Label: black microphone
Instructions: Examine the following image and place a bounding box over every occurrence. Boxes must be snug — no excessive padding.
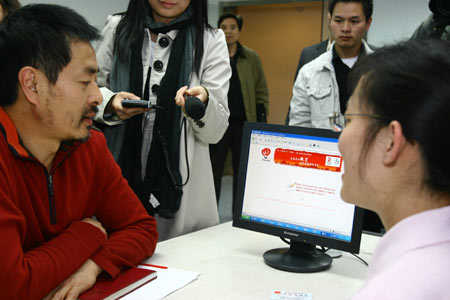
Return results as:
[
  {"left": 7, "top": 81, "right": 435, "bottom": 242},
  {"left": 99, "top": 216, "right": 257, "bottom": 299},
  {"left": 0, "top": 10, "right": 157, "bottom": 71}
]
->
[{"left": 184, "top": 96, "right": 205, "bottom": 120}]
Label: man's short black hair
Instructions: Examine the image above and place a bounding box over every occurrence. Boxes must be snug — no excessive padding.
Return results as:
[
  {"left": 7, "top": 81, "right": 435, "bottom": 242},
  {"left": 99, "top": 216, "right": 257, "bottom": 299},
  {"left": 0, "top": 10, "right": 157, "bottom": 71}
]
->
[
  {"left": 218, "top": 12, "right": 243, "bottom": 31},
  {"left": 328, "top": 0, "right": 373, "bottom": 21},
  {"left": 0, "top": 4, "right": 100, "bottom": 107}
]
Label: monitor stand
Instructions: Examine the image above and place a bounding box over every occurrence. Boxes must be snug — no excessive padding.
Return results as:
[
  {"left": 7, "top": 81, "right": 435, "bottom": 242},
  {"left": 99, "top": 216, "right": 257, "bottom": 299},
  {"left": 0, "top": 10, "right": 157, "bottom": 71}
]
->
[
  {"left": 325, "top": 248, "right": 342, "bottom": 258},
  {"left": 263, "top": 240, "right": 332, "bottom": 273}
]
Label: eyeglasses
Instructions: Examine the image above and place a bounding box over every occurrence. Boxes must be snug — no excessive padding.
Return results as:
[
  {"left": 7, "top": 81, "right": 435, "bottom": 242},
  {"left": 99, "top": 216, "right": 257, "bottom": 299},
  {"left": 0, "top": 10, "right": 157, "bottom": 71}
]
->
[{"left": 328, "top": 112, "right": 385, "bottom": 132}]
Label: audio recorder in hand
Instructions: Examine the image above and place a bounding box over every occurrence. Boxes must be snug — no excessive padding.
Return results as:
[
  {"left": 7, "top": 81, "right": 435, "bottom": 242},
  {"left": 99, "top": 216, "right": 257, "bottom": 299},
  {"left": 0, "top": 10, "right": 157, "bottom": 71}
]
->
[{"left": 121, "top": 99, "right": 155, "bottom": 109}]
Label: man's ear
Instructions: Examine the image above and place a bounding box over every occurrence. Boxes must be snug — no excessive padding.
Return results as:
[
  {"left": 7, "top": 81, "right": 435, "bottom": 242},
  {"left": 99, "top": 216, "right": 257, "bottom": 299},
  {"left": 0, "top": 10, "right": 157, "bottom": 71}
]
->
[
  {"left": 18, "top": 67, "right": 39, "bottom": 105},
  {"left": 365, "top": 17, "right": 373, "bottom": 30},
  {"left": 383, "top": 120, "right": 406, "bottom": 165}
]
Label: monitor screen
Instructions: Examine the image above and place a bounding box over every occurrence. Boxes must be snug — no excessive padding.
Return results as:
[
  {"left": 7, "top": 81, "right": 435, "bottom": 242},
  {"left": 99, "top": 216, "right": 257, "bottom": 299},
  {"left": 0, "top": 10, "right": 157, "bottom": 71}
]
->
[{"left": 233, "top": 122, "right": 364, "bottom": 273}]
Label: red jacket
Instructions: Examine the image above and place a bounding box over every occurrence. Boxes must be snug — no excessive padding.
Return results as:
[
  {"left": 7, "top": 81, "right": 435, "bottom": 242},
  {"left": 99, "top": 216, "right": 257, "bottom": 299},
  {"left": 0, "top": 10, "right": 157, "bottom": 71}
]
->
[{"left": 0, "top": 108, "right": 158, "bottom": 299}]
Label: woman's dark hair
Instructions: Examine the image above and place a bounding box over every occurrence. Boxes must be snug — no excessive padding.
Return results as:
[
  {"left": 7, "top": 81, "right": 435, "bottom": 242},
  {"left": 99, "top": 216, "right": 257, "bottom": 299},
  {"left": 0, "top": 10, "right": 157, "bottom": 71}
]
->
[
  {"left": 0, "top": 4, "right": 100, "bottom": 106},
  {"left": 0, "top": 0, "right": 21, "bottom": 19},
  {"left": 114, "top": 0, "right": 212, "bottom": 76},
  {"left": 348, "top": 39, "right": 450, "bottom": 194},
  {"left": 217, "top": 12, "right": 243, "bottom": 31}
]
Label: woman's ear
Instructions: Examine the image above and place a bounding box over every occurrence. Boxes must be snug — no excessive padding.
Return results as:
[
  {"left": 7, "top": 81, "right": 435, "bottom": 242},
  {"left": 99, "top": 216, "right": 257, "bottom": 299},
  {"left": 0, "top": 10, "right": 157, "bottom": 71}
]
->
[
  {"left": 18, "top": 67, "right": 39, "bottom": 105},
  {"left": 383, "top": 120, "right": 406, "bottom": 165}
]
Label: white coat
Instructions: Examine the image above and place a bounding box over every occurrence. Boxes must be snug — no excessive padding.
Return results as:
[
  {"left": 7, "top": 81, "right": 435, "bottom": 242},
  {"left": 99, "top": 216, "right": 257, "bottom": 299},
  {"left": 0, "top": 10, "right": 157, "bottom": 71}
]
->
[
  {"left": 289, "top": 41, "right": 373, "bottom": 129},
  {"left": 95, "top": 15, "right": 231, "bottom": 241}
]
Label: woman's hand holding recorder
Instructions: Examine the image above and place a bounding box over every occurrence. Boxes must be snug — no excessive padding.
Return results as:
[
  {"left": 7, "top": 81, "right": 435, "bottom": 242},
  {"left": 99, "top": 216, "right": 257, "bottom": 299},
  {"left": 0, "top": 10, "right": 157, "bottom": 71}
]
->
[{"left": 106, "top": 92, "right": 149, "bottom": 121}]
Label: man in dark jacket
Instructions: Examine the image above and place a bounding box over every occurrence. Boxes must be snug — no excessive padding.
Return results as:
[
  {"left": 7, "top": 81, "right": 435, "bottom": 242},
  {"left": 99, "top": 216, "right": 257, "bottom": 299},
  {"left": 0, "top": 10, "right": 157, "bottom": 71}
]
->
[{"left": 210, "top": 13, "right": 269, "bottom": 213}]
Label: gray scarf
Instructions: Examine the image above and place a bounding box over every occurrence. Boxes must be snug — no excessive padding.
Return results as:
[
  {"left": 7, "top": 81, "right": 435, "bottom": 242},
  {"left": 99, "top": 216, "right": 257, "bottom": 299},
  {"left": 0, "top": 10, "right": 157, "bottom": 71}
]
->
[{"left": 104, "top": 5, "right": 196, "bottom": 217}]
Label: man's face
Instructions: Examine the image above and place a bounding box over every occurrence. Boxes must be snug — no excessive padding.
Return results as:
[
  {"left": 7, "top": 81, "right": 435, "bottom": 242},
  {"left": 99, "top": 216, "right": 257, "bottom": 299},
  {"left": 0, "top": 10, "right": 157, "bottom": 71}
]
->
[
  {"left": 219, "top": 18, "right": 240, "bottom": 46},
  {"left": 329, "top": 2, "right": 372, "bottom": 53},
  {"left": 36, "top": 41, "right": 102, "bottom": 142}
]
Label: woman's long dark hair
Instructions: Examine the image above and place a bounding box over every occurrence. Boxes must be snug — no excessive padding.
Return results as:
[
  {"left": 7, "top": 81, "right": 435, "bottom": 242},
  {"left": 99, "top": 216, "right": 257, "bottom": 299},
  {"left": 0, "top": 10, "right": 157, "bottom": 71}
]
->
[{"left": 114, "top": 0, "right": 212, "bottom": 76}]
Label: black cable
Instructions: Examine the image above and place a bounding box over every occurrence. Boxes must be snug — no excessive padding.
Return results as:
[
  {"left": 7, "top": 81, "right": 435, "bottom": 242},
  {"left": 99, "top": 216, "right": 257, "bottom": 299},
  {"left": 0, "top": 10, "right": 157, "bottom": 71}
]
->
[
  {"left": 319, "top": 246, "right": 368, "bottom": 266},
  {"left": 350, "top": 253, "right": 369, "bottom": 266},
  {"left": 280, "top": 238, "right": 369, "bottom": 267},
  {"left": 280, "top": 237, "right": 290, "bottom": 245},
  {"left": 157, "top": 130, "right": 182, "bottom": 195},
  {"left": 152, "top": 106, "right": 190, "bottom": 192},
  {"left": 320, "top": 246, "right": 328, "bottom": 252},
  {"left": 180, "top": 117, "right": 190, "bottom": 186}
]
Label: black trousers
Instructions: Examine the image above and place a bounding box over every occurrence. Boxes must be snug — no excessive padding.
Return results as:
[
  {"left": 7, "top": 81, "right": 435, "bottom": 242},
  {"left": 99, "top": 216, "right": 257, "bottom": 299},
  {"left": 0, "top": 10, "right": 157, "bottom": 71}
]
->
[{"left": 209, "top": 119, "right": 244, "bottom": 213}]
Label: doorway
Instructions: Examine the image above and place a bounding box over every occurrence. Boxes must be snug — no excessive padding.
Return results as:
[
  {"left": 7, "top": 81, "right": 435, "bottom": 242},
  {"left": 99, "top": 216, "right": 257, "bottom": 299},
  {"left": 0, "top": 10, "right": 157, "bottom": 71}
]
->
[{"left": 221, "top": 1, "right": 328, "bottom": 124}]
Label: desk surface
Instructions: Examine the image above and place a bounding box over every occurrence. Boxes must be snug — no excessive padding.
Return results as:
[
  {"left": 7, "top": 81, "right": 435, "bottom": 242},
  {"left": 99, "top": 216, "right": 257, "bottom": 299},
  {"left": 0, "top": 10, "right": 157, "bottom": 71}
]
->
[{"left": 144, "top": 222, "right": 380, "bottom": 300}]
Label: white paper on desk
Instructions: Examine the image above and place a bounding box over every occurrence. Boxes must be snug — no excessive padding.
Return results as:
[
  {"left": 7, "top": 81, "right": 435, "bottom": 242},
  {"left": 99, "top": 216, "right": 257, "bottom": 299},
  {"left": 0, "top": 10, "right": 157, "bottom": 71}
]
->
[{"left": 120, "top": 265, "right": 200, "bottom": 300}]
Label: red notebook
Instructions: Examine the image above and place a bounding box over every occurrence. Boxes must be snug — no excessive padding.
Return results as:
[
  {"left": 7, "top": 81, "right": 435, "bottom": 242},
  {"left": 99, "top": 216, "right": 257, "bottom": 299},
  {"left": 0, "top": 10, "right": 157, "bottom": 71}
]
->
[{"left": 78, "top": 267, "right": 157, "bottom": 300}]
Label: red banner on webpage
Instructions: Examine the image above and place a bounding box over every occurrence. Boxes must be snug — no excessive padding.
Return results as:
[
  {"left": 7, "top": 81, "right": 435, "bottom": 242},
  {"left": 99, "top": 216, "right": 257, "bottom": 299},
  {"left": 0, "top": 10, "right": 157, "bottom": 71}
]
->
[{"left": 273, "top": 148, "right": 342, "bottom": 172}]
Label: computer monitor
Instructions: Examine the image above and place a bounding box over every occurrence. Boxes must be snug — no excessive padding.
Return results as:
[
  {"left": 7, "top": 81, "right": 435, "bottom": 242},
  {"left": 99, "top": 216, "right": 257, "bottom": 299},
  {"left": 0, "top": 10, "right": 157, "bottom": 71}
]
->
[{"left": 233, "top": 122, "right": 364, "bottom": 273}]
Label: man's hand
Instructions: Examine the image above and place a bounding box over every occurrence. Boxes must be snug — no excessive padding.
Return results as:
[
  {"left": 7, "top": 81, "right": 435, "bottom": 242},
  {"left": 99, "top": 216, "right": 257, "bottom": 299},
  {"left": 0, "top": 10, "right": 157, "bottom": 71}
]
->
[
  {"left": 43, "top": 259, "right": 103, "bottom": 300},
  {"left": 106, "top": 91, "right": 149, "bottom": 120}
]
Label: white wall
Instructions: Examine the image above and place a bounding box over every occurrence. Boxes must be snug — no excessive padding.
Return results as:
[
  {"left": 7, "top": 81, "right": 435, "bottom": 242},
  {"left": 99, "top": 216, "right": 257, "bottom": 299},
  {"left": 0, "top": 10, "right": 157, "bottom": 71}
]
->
[
  {"left": 208, "top": 0, "right": 262, "bottom": 28},
  {"left": 208, "top": 1, "right": 221, "bottom": 28},
  {"left": 369, "top": 0, "right": 430, "bottom": 46},
  {"left": 18, "top": 0, "right": 249, "bottom": 32},
  {"left": 20, "top": 0, "right": 431, "bottom": 46},
  {"left": 211, "top": 0, "right": 432, "bottom": 46},
  {"left": 18, "top": 0, "right": 236, "bottom": 31},
  {"left": 19, "top": 0, "right": 128, "bottom": 29}
]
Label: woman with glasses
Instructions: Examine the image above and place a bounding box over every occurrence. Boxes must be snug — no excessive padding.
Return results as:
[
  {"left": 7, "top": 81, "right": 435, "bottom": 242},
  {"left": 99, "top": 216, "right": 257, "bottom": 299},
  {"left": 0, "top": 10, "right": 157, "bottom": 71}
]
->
[{"left": 338, "top": 39, "right": 450, "bottom": 299}]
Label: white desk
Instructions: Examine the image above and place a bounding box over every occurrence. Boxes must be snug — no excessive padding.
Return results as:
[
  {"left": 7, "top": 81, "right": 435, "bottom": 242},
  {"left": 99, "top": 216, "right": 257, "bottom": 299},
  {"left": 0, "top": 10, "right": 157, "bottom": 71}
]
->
[{"left": 143, "top": 222, "right": 380, "bottom": 300}]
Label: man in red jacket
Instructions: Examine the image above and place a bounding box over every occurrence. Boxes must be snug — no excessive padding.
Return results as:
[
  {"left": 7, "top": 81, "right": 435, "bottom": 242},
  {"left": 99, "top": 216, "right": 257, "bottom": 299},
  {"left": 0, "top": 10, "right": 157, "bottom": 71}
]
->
[{"left": 0, "top": 4, "right": 158, "bottom": 300}]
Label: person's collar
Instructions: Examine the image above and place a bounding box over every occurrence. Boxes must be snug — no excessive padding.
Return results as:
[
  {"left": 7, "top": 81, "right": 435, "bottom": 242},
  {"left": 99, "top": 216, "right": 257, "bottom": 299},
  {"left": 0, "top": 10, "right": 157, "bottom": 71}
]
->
[
  {"left": 332, "top": 41, "right": 366, "bottom": 62},
  {"left": 236, "top": 42, "right": 245, "bottom": 59},
  {"left": 362, "top": 39, "right": 374, "bottom": 54},
  {"left": 368, "top": 205, "right": 450, "bottom": 277},
  {"left": 360, "top": 43, "right": 367, "bottom": 56},
  {"left": 326, "top": 39, "right": 333, "bottom": 51},
  {"left": 332, "top": 44, "right": 340, "bottom": 62},
  {"left": 0, "top": 106, "right": 29, "bottom": 158},
  {"left": 0, "top": 106, "right": 87, "bottom": 160}
]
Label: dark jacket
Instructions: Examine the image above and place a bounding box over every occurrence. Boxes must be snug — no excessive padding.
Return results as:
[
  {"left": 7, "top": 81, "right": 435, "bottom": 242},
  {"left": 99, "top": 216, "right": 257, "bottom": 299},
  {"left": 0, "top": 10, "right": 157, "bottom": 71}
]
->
[
  {"left": 236, "top": 44, "right": 270, "bottom": 122},
  {"left": 294, "top": 39, "right": 329, "bottom": 81}
]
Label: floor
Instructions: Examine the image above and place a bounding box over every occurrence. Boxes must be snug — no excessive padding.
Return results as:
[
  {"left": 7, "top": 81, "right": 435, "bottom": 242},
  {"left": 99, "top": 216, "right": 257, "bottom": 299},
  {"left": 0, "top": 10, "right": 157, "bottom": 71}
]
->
[{"left": 217, "top": 175, "right": 233, "bottom": 224}]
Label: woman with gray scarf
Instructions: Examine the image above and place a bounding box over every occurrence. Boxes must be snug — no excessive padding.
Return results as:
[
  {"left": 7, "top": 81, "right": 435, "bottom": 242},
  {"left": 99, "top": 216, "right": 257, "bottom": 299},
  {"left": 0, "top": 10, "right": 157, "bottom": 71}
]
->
[{"left": 94, "top": 0, "right": 231, "bottom": 241}]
